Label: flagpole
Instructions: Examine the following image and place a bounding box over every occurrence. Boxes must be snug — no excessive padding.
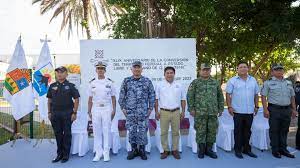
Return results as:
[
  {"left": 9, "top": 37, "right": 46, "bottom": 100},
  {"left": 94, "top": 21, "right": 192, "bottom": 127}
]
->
[
  {"left": 33, "top": 35, "right": 54, "bottom": 147},
  {"left": 53, "top": 54, "right": 57, "bottom": 69},
  {"left": 10, "top": 35, "right": 31, "bottom": 147}
]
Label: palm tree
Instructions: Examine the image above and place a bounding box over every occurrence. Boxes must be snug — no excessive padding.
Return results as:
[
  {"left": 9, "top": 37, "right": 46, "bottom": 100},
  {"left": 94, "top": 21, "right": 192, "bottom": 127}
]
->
[{"left": 32, "top": 0, "right": 125, "bottom": 39}]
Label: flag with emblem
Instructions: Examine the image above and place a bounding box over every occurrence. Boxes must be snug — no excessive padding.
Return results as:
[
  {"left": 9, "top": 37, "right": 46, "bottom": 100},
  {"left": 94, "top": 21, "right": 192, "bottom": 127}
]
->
[
  {"left": 33, "top": 41, "right": 54, "bottom": 119},
  {"left": 3, "top": 37, "right": 35, "bottom": 120}
]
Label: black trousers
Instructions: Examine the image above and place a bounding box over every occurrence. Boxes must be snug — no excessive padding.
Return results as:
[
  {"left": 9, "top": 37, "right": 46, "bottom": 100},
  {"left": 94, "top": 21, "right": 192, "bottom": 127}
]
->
[
  {"left": 50, "top": 109, "right": 72, "bottom": 158},
  {"left": 268, "top": 106, "right": 291, "bottom": 153},
  {"left": 233, "top": 113, "right": 253, "bottom": 153},
  {"left": 296, "top": 107, "right": 300, "bottom": 148}
]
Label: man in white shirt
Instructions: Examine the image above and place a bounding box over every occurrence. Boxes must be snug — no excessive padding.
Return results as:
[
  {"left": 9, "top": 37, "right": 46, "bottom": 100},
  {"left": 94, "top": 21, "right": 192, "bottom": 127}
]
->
[
  {"left": 87, "top": 61, "right": 116, "bottom": 162},
  {"left": 155, "top": 66, "right": 186, "bottom": 160},
  {"left": 226, "top": 62, "right": 259, "bottom": 159}
]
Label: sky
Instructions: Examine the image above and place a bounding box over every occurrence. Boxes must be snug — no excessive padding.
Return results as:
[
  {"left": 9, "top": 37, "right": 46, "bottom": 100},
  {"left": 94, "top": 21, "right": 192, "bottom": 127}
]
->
[{"left": 0, "top": 0, "right": 109, "bottom": 64}]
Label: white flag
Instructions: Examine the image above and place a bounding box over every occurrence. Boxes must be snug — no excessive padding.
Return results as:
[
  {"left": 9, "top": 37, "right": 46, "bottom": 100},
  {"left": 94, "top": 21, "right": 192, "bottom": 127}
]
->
[
  {"left": 3, "top": 38, "right": 35, "bottom": 120},
  {"left": 33, "top": 41, "right": 54, "bottom": 120}
]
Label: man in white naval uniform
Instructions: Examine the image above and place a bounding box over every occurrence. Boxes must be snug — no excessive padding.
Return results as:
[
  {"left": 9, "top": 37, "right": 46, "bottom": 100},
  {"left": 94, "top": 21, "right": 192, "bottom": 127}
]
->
[{"left": 88, "top": 61, "right": 117, "bottom": 162}]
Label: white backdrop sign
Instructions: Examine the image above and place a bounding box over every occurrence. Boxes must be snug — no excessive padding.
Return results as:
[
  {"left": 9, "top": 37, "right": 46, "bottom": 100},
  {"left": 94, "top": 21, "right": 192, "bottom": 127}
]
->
[{"left": 80, "top": 39, "right": 196, "bottom": 119}]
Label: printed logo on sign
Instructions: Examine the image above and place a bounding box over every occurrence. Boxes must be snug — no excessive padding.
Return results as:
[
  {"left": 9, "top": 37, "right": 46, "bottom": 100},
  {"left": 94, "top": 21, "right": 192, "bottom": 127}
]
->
[
  {"left": 95, "top": 49, "right": 104, "bottom": 59},
  {"left": 89, "top": 49, "right": 109, "bottom": 65}
]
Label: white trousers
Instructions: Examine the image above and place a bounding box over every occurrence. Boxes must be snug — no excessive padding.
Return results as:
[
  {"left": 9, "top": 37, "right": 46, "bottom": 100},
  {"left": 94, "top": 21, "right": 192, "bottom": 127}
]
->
[{"left": 92, "top": 105, "right": 111, "bottom": 156}]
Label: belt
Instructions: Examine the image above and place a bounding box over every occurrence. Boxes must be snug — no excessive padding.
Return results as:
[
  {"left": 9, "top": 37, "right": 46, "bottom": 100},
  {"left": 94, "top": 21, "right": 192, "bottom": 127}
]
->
[
  {"left": 94, "top": 102, "right": 108, "bottom": 107},
  {"left": 52, "top": 104, "right": 73, "bottom": 111},
  {"left": 268, "top": 103, "right": 290, "bottom": 109},
  {"left": 160, "top": 108, "right": 180, "bottom": 112}
]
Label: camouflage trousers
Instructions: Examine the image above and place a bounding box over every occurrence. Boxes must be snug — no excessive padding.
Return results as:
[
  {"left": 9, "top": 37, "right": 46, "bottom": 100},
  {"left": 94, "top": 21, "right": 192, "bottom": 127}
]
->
[
  {"left": 126, "top": 111, "right": 149, "bottom": 145},
  {"left": 194, "top": 114, "right": 218, "bottom": 145}
]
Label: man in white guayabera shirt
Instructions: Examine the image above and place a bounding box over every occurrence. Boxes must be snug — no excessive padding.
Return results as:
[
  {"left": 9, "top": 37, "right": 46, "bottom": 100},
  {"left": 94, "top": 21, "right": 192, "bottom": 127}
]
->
[
  {"left": 226, "top": 61, "right": 259, "bottom": 159},
  {"left": 155, "top": 66, "right": 186, "bottom": 160}
]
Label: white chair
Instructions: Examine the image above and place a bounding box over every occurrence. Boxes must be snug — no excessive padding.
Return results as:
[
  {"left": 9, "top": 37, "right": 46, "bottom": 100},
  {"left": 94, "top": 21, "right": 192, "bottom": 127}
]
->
[
  {"left": 110, "top": 117, "right": 121, "bottom": 154},
  {"left": 250, "top": 109, "right": 270, "bottom": 151},
  {"left": 187, "top": 115, "right": 217, "bottom": 153},
  {"left": 71, "top": 111, "right": 89, "bottom": 156},
  {"left": 155, "top": 121, "right": 183, "bottom": 153},
  {"left": 216, "top": 109, "right": 234, "bottom": 151}
]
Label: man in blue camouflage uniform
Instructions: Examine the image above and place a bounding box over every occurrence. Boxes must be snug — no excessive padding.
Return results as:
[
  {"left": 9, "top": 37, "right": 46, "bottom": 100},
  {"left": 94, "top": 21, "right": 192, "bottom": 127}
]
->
[{"left": 118, "top": 61, "right": 155, "bottom": 160}]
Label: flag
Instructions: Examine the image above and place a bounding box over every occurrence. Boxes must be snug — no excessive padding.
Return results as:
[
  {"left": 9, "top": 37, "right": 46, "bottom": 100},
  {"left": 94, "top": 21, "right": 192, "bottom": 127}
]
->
[
  {"left": 3, "top": 37, "right": 35, "bottom": 120},
  {"left": 33, "top": 41, "right": 54, "bottom": 120}
]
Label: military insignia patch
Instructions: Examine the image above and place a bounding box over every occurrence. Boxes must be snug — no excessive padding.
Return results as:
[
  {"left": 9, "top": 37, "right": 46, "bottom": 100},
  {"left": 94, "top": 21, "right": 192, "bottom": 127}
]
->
[{"left": 188, "top": 84, "right": 193, "bottom": 91}]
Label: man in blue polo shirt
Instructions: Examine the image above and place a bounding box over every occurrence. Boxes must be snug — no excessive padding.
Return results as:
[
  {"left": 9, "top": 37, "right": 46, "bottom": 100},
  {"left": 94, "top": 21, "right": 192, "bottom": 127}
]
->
[{"left": 226, "top": 62, "right": 259, "bottom": 159}]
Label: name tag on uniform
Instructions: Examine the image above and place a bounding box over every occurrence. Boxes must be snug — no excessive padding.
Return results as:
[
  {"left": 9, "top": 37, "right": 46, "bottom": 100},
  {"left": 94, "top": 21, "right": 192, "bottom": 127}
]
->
[
  {"left": 65, "top": 86, "right": 70, "bottom": 90},
  {"left": 105, "top": 85, "right": 111, "bottom": 89},
  {"left": 175, "top": 85, "right": 180, "bottom": 88},
  {"left": 52, "top": 86, "right": 58, "bottom": 90}
]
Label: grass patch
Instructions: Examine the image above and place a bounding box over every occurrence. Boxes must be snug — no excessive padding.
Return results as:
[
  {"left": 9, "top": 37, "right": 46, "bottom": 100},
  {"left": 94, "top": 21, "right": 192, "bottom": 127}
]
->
[
  {"left": 0, "top": 112, "right": 55, "bottom": 145},
  {"left": 0, "top": 128, "right": 12, "bottom": 145}
]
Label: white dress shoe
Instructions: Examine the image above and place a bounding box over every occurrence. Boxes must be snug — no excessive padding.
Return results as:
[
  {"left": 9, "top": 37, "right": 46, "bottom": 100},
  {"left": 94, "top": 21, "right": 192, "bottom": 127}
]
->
[
  {"left": 92, "top": 153, "right": 102, "bottom": 162},
  {"left": 103, "top": 152, "right": 110, "bottom": 162}
]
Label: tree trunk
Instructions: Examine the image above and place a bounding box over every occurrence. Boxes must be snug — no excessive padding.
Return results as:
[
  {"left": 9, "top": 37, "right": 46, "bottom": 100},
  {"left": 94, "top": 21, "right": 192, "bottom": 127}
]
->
[
  {"left": 220, "top": 62, "right": 226, "bottom": 84},
  {"left": 251, "top": 44, "right": 274, "bottom": 76},
  {"left": 82, "top": 0, "right": 91, "bottom": 39},
  {"left": 196, "top": 29, "right": 206, "bottom": 70},
  {"left": 147, "top": 0, "right": 153, "bottom": 38}
]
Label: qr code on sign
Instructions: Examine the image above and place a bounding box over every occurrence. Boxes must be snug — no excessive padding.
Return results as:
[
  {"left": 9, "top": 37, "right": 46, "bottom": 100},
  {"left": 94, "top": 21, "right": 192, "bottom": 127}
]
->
[{"left": 94, "top": 49, "right": 104, "bottom": 58}]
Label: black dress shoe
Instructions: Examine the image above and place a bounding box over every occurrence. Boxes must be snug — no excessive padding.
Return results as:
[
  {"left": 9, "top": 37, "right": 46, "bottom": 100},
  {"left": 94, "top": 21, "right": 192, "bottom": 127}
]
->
[
  {"left": 127, "top": 144, "right": 139, "bottom": 160},
  {"left": 235, "top": 152, "right": 243, "bottom": 159},
  {"left": 272, "top": 152, "right": 281, "bottom": 158},
  {"left": 198, "top": 144, "right": 205, "bottom": 159},
  {"left": 280, "top": 150, "right": 295, "bottom": 158},
  {"left": 61, "top": 158, "right": 69, "bottom": 163},
  {"left": 52, "top": 155, "right": 63, "bottom": 163},
  {"left": 205, "top": 149, "right": 218, "bottom": 159},
  {"left": 243, "top": 151, "right": 257, "bottom": 158},
  {"left": 139, "top": 145, "right": 148, "bottom": 160},
  {"left": 127, "top": 150, "right": 139, "bottom": 160}
]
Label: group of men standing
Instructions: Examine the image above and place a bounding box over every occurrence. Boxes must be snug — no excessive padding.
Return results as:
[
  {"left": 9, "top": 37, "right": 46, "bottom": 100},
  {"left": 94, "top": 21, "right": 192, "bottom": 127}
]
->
[{"left": 47, "top": 60, "right": 299, "bottom": 163}]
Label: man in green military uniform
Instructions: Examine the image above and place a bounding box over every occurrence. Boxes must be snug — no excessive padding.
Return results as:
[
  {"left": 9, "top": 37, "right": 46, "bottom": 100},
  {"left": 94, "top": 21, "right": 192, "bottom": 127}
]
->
[
  {"left": 261, "top": 63, "right": 298, "bottom": 159},
  {"left": 187, "top": 63, "right": 224, "bottom": 159}
]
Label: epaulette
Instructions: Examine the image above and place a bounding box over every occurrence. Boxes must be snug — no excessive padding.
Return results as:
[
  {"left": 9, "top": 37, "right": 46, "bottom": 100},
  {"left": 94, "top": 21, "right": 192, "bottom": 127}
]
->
[
  {"left": 89, "top": 78, "right": 95, "bottom": 83},
  {"left": 286, "top": 80, "right": 292, "bottom": 85},
  {"left": 107, "top": 78, "right": 114, "bottom": 83}
]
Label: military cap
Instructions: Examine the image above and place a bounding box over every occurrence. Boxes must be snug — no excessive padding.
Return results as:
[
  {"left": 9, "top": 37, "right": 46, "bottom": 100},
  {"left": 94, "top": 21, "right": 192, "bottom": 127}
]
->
[
  {"left": 271, "top": 63, "right": 284, "bottom": 70},
  {"left": 200, "top": 63, "right": 211, "bottom": 70},
  {"left": 55, "top": 66, "right": 68, "bottom": 72},
  {"left": 132, "top": 61, "right": 142, "bottom": 67}
]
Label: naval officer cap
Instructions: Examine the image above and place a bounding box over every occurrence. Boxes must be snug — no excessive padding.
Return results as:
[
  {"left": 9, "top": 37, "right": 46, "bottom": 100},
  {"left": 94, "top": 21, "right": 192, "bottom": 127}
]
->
[
  {"left": 95, "top": 61, "right": 107, "bottom": 68},
  {"left": 271, "top": 63, "right": 284, "bottom": 70}
]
